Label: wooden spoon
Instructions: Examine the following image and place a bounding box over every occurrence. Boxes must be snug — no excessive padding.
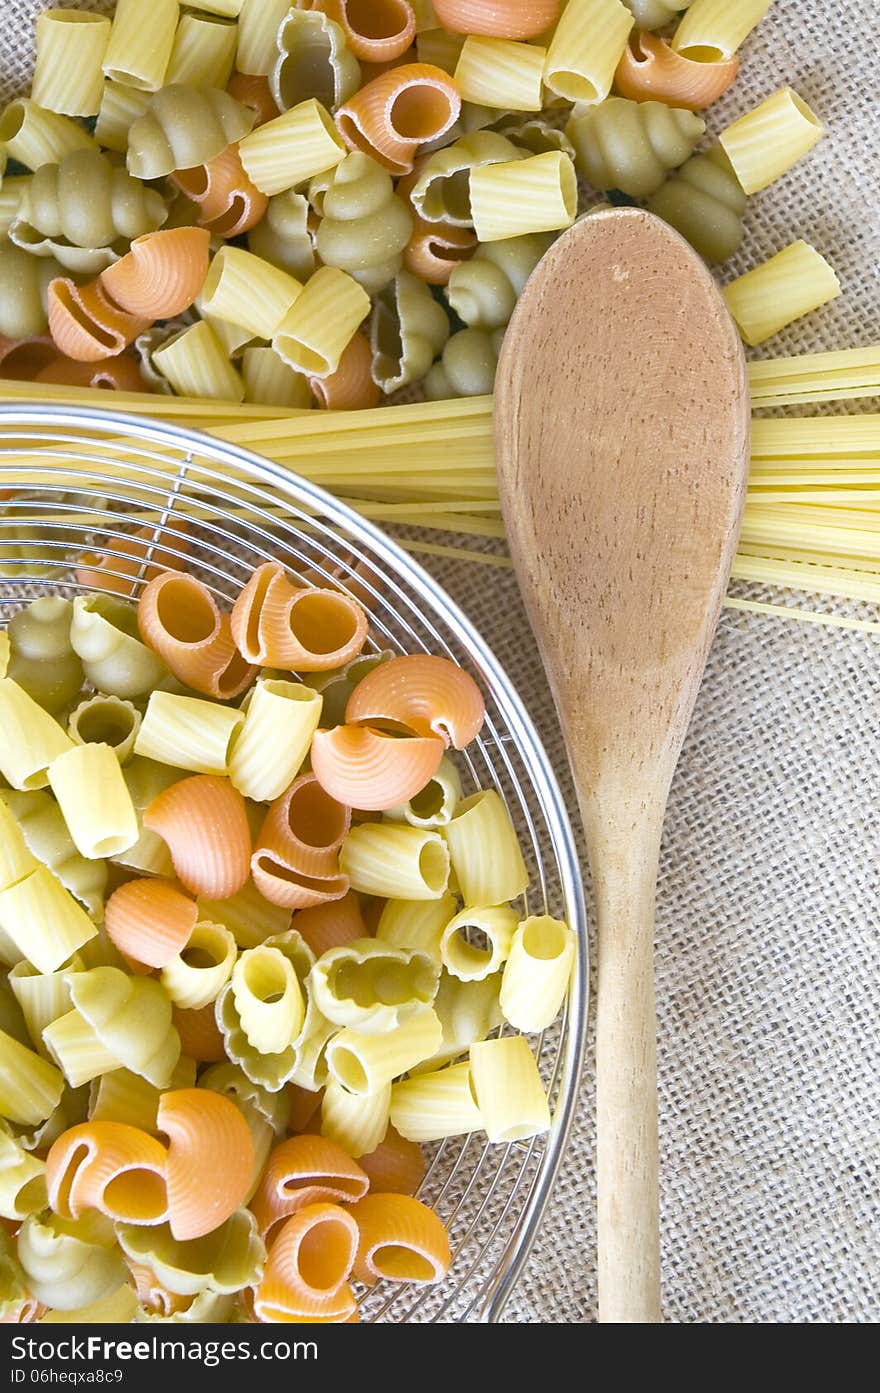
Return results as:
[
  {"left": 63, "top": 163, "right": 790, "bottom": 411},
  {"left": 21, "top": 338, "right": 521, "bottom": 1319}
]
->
[{"left": 494, "top": 209, "right": 750, "bottom": 1323}]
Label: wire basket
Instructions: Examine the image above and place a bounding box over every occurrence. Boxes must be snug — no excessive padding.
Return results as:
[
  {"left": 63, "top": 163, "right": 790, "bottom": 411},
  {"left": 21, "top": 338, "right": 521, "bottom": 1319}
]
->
[{"left": 0, "top": 404, "right": 588, "bottom": 1323}]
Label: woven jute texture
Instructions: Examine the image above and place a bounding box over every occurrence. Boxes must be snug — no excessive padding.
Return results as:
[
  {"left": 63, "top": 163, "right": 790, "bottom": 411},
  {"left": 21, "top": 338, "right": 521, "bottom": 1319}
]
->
[{"left": 3, "top": 1, "right": 879, "bottom": 1324}]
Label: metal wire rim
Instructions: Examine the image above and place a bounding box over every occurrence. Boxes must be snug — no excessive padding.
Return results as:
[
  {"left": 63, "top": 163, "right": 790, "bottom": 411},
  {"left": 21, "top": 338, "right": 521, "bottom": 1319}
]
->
[{"left": 0, "top": 404, "right": 589, "bottom": 1323}]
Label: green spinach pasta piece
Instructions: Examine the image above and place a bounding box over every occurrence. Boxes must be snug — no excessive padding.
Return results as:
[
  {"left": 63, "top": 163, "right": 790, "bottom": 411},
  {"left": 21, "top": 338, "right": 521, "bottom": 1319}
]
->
[
  {"left": 314, "top": 152, "right": 413, "bottom": 294},
  {"left": 247, "top": 190, "right": 316, "bottom": 282},
  {"left": 0, "top": 238, "right": 63, "bottom": 338},
  {"left": 271, "top": 8, "right": 360, "bottom": 114},
  {"left": 623, "top": 0, "right": 695, "bottom": 28},
  {"left": 127, "top": 85, "right": 256, "bottom": 180},
  {"left": 16, "top": 1212, "right": 127, "bottom": 1312},
  {"left": 6, "top": 596, "right": 83, "bottom": 714},
  {"left": 648, "top": 144, "right": 747, "bottom": 263},
  {"left": 371, "top": 270, "right": 450, "bottom": 394},
  {"left": 446, "top": 232, "right": 553, "bottom": 332},
  {"left": 424, "top": 326, "right": 505, "bottom": 399},
  {"left": 1, "top": 789, "right": 107, "bottom": 921},
  {"left": 566, "top": 96, "right": 705, "bottom": 197}
]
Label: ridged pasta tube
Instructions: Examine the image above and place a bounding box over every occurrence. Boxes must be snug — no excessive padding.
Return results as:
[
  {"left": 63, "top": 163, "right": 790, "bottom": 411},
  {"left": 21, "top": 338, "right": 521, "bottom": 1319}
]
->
[
  {"left": 2, "top": 790, "right": 107, "bottom": 922},
  {"left": 371, "top": 270, "right": 450, "bottom": 394},
  {"left": 5, "top": 596, "right": 83, "bottom": 714},
  {"left": 127, "top": 86, "right": 255, "bottom": 180},
  {"left": 623, "top": 0, "right": 695, "bottom": 27},
  {"left": 648, "top": 145, "right": 747, "bottom": 263},
  {"left": 0, "top": 241, "right": 63, "bottom": 339},
  {"left": 566, "top": 96, "right": 705, "bottom": 197},
  {"left": 409, "top": 131, "right": 523, "bottom": 227},
  {"left": 446, "top": 233, "right": 552, "bottom": 331},
  {"left": 314, "top": 152, "right": 413, "bottom": 294},
  {"left": 423, "top": 327, "right": 504, "bottom": 399}
]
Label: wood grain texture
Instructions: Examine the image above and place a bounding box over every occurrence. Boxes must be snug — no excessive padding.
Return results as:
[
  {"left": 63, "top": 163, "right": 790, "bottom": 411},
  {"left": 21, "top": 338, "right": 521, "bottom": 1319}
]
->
[{"left": 494, "top": 209, "right": 750, "bottom": 1323}]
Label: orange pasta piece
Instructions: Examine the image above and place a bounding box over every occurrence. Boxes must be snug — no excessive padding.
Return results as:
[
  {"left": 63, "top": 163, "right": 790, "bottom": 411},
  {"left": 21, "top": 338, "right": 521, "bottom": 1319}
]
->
[
  {"left": 251, "top": 773, "right": 350, "bottom": 910},
  {"left": 0, "top": 1294, "right": 43, "bottom": 1324},
  {"left": 0, "top": 334, "right": 58, "bottom": 380},
  {"left": 274, "top": 587, "right": 370, "bottom": 672},
  {"left": 291, "top": 889, "right": 366, "bottom": 957},
  {"left": 138, "top": 571, "right": 257, "bottom": 699},
  {"left": 335, "top": 63, "right": 460, "bottom": 176},
  {"left": 230, "top": 561, "right": 298, "bottom": 665},
  {"left": 250, "top": 1135, "right": 368, "bottom": 1238},
  {"left": 397, "top": 162, "right": 477, "bottom": 284},
  {"left": 252, "top": 1203, "right": 358, "bottom": 1323},
  {"left": 172, "top": 1003, "right": 227, "bottom": 1062},
  {"left": 346, "top": 653, "right": 485, "bottom": 749},
  {"left": 311, "top": 724, "right": 445, "bottom": 810},
  {"left": 227, "top": 71, "right": 280, "bottom": 128},
  {"left": 144, "top": 776, "right": 252, "bottom": 900},
  {"left": 74, "top": 522, "right": 191, "bottom": 597},
  {"left": 359, "top": 49, "right": 418, "bottom": 85},
  {"left": 46, "top": 1122, "right": 169, "bottom": 1225},
  {"left": 358, "top": 1125, "right": 425, "bottom": 1195},
  {"left": 287, "top": 1084, "right": 324, "bottom": 1135},
  {"left": 35, "top": 351, "right": 145, "bottom": 391},
  {"left": 157, "top": 1089, "right": 253, "bottom": 1241},
  {"left": 105, "top": 878, "right": 199, "bottom": 970},
  {"left": 127, "top": 1262, "right": 193, "bottom": 1317},
  {"left": 321, "top": 0, "right": 416, "bottom": 63},
  {"left": 310, "top": 332, "right": 379, "bottom": 410},
  {"left": 433, "top": 0, "right": 559, "bottom": 37},
  {"left": 100, "top": 229, "right": 211, "bottom": 320},
  {"left": 348, "top": 1192, "right": 450, "bottom": 1285},
  {"left": 614, "top": 30, "right": 739, "bottom": 110},
  {"left": 46, "top": 277, "right": 150, "bottom": 363},
  {"left": 173, "top": 147, "right": 269, "bottom": 238}
]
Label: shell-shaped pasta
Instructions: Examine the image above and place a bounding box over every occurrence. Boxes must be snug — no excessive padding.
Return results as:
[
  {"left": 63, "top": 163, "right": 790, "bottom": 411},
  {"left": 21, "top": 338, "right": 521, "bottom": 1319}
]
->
[
  {"left": 432, "top": 0, "right": 559, "bottom": 37},
  {"left": 70, "top": 595, "right": 169, "bottom": 700},
  {"left": 100, "top": 229, "right": 210, "bottom": 320},
  {"left": 127, "top": 85, "right": 256, "bottom": 180},
  {"left": 311, "top": 724, "right": 445, "bottom": 811},
  {"left": 172, "top": 147, "right": 268, "bottom": 239},
  {"left": 1, "top": 790, "right": 106, "bottom": 923},
  {"left": 12, "top": 150, "right": 167, "bottom": 260},
  {"left": 292, "top": 890, "right": 367, "bottom": 958},
  {"left": 161, "top": 921, "right": 236, "bottom": 1010},
  {"left": 117, "top": 1209, "right": 265, "bottom": 1298},
  {"left": 314, "top": 151, "right": 412, "bottom": 294},
  {"left": 251, "top": 773, "right": 351, "bottom": 910},
  {"left": 348, "top": 1192, "right": 450, "bottom": 1284},
  {"left": 250, "top": 1134, "right": 369, "bottom": 1238},
  {"left": 46, "top": 1121, "right": 169, "bottom": 1225},
  {"left": 566, "top": 95, "right": 705, "bottom": 198},
  {"left": 335, "top": 63, "right": 461, "bottom": 177},
  {"left": 370, "top": 269, "right": 449, "bottom": 393},
  {"left": 309, "top": 937, "right": 439, "bottom": 1033},
  {"left": 271, "top": 10, "right": 361, "bottom": 114},
  {"left": 47, "top": 277, "right": 150, "bottom": 364},
  {"left": 66, "top": 967, "right": 180, "bottom": 1090},
  {"left": 35, "top": 352, "right": 145, "bottom": 391},
  {"left": 309, "top": 331, "right": 378, "bottom": 409},
  {"left": 357, "top": 1124, "right": 424, "bottom": 1195},
  {"left": 408, "top": 130, "right": 521, "bottom": 226},
  {"left": 172, "top": 1004, "right": 227, "bottom": 1064},
  {"left": 446, "top": 231, "right": 551, "bottom": 331},
  {"left": 231, "top": 945, "right": 306, "bottom": 1055},
  {"left": 137, "top": 572, "right": 257, "bottom": 700},
  {"left": 0, "top": 242, "right": 62, "bottom": 340},
  {"left": 104, "top": 878, "right": 198, "bottom": 971},
  {"left": 346, "top": 653, "right": 485, "bottom": 749},
  {"left": 156, "top": 1089, "right": 253, "bottom": 1241},
  {"left": 423, "top": 325, "right": 503, "bottom": 399},
  {"left": 247, "top": 189, "right": 316, "bottom": 281},
  {"left": 229, "top": 561, "right": 297, "bottom": 664},
  {"left": 17, "top": 1211, "right": 128, "bottom": 1312},
  {"left": 265, "top": 585, "right": 369, "bottom": 671},
  {"left": 252, "top": 1202, "right": 358, "bottom": 1322},
  {"left": 0, "top": 333, "right": 57, "bottom": 381},
  {"left": 144, "top": 775, "right": 252, "bottom": 900},
  {"left": 321, "top": 1, "right": 416, "bottom": 63},
  {"left": 5, "top": 595, "right": 83, "bottom": 715},
  {"left": 227, "top": 71, "right": 279, "bottom": 127},
  {"left": 74, "top": 523, "right": 191, "bottom": 600},
  {"left": 615, "top": 29, "right": 738, "bottom": 109},
  {"left": 648, "top": 144, "right": 747, "bottom": 264}
]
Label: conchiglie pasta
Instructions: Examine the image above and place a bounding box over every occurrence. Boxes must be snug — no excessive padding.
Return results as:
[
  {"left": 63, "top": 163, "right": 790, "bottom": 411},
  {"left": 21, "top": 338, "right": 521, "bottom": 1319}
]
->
[
  {"left": 432, "top": 0, "right": 559, "bottom": 38},
  {"left": 47, "top": 276, "right": 150, "bottom": 364},
  {"left": 346, "top": 653, "right": 485, "bottom": 748},
  {"left": 251, "top": 773, "right": 350, "bottom": 911},
  {"left": 143, "top": 774, "right": 252, "bottom": 899},
  {"left": 172, "top": 146, "right": 268, "bottom": 238},
  {"left": 615, "top": 29, "right": 739, "bottom": 110},
  {"left": 99, "top": 229, "right": 210, "bottom": 321},
  {"left": 311, "top": 725, "right": 445, "bottom": 812}
]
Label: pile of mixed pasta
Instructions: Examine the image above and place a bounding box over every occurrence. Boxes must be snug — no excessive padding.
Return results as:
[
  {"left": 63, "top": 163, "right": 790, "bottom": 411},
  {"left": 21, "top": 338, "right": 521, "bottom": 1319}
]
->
[
  {"left": 0, "top": 0, "right": 834, "bottom": 409},
  {"left": 0, "top": 545, "right": 575, "bottom": 1324}
]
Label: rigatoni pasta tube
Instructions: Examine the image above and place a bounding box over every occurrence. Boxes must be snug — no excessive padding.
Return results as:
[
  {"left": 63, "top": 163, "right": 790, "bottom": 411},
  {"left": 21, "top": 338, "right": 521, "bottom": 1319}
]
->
[
  {"left": 723, "top": 241, "right": 840, "bottom": 346},
  {"left": 0, "top": 99, "right": 96, "bottom": 169},
  {"left": 8, "top": 961, "right": 77, "bottom": 1058},
  {"left": 0, "top": 867, "right": 98, "bottom": 973},
  {"left": 239, "top": 99, "right": 347, "bottom": 196},
  {"left": 470, "top": 152, "right": 577, "bottom": 242},
  {"left": 48, "top": 744, "right": 137, "bottom": 861},
  {"left": 237, "top": 0, "right": 291, "bottom": 74},
  {"left": 0, "top": 796, "right": 38, "bottom": 892},
  {"left": 200, "top": 248, "right": 303, "bottom": 340},
  {"left": 321, "top": 1078, "right": 391, "bottom": 1158},
  {"left": 454, "top": 38, "right": 546, "bottom": 112},
  {"left": 0, "top": 678, "right": 74, "bottom": 791},
  {"left": 102, "top": 0, "right": 179, "bottom": 91},
  {"left": 94, "top": 82, "right": 151, "bottom": 155},
  {"left": 719, "top": 87, "right": 823, "bottom": 195},
  {"left": 469, "top": 1035, "right": 551, "bottom": 1143},
  {"left": 326, "top": 1008, "right": 442, "bottom": 1094},
  {"left": 166, "top": 13, "right": 237, "bottom": 89},
  {"left": 242, "top": 348, "right": 313, "bottom": 408},
  {"left": 500, "top": 916, "right": 576, "bottom": 1032},
  {"left": 544, "top": 0, "right": 634, "bottom": 104},
  {"left": 273, "top": 266, "right": 371, "bottom": 378},
  {"left": 134, "top": 692, "right": 245, "bottom": 775},
  {"left": 161, "top": 921, "right": 236, "bottom": 1010},
  {"left": 376, "top": 892, "right": 457, "bottom": 961},
  {"left": 152, "top": 322, "right": 245, "bottom": 403},
  {"left": 390, "top": 1061, "right": 482, "bottom": 1142},
  {"left": 673, "top": 0, "right": 773, "bottom": 61},
  {"left": 443, "top": 789, "right": 528, "bottom": 907},
  {"left": 229, "top": 680, "right": 322, "bottom": 802},
  {"left": 0, "top": 1029, "right": 65, "bottom": 1127},
  {"left": 340, "top": 824, "right": 450, "bottom": 900},
  {"left": 440, "top": 904, "right": 517, "bottom": 982},
  {"left": 32, "top": 11, "right": 111, "bottom": 118}
]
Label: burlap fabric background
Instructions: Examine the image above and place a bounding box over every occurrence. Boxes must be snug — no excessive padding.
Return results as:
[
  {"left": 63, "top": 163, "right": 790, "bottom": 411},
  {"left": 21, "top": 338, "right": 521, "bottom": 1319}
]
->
[{"left": 2, "top": 1, "right": 878, "bottom": 1323}]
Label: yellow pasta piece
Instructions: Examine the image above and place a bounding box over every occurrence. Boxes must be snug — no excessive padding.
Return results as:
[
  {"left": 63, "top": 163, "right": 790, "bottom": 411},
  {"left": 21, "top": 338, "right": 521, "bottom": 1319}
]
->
[
  {"left": 40, "top": 1285, "right": 140, "bottom": 1324},
  {"left": 0, "top": 867, "right": 97, "bottom": 973},
  {"left": 309, "top": 938, "right": 440, "bottom": 1033},
  {"left": 242, "top": 348, "right": 314, "bottom": 409},
  {"left": 134, "top": 691, "right": 245, "bottom": 775},
  {"left": 48, "top": 743, "right": 138, "bottom": 861},
  {"left": 545, "top": 0, "right": 634, "bottom": 104},
  {"left": 673, "top": 0, "right": 774, "bottom": 61},
  {"left": 416, "top": 28, "right": 464, "bottom": 74},
  {"left": 719, "top": 87, "right": 824, "bottom": 195},
  {"left": 0, "top": 98, "right": 96, "bottom": 170},
  {"left": 0, "top": 632, "right": 7, "bottom": 680},
  {"left": 161, "top": 921, "right": 237, "bottom": 1010},
  {"left": 421, "top": 970, "right": 504, "bottom": 1070},
  {"left": 443, "top": 789, "right": 529, "bottom": 907},
  {"left": 500, "top": 915, "right": 576, "bottom": 1032},
  {"left": 89, "top": 1068, "right": 164, "bottom": 1132},
  {"left": 66, "top": 966, "right": 180, "bottom": 1089},
  {"left": 390, "top": 1060, "right": 482, "bottom": 1141},
  {"left": 0, "top": 177, "right": 31, "bottom": 237},
  {"left": 42, "top": 1010, "right": 123, "bottom": 1088},
  {"left": 102, "top": 0, "right": 179, "bottom": 91},
  {"left": 0, "top": 794, "right": 39, "bottom": 893},
  {"left": 152, "top": 322, "right": 245, "bottom": 403},
  {"left": 321, "top": 1078, "right": 391, "bottom": 1158},
  {"left": 439, "top": 904, "right": 517, "bottom": 982},
  {"left": 0, "top": 678, "right": 74, "bottom": 791},
  {"left": 17, "top": 1211, "right": 128, "bottom": 1312},
  {"left": 230, "top": 945, "right": 306, "bottom": 1054},
  {"left": 185, "top": 0, "right": 244, "bottom": 15},
  {"left": 469, "top": 1035, "right": 551, "bottom": 1142},
  {"left": 117, "top": 1209, "right": 264, "bottom": 1298},
  {"left": 113, "top": 757, "right": 184, "bottom": 879},
  {"left": 0, "top": 1124, "right": 48, "bottom": 1220},
  {"left": 273, "top": 265, "right": 371, "bottom": 378},
  {"left": 723, "top": 240, "right": 841, "bottom": 346},
  {"left": 237, "top": 0, "right": 291, "bottom": 75},
  {"left": 375, "top": 892, "right": 457, "bottom": 961},
  {"left": 166, "top": 13, "right": 238, "bottom": 88},
  {"left": 340, "top": 824, "right": 451, "bottom": 900},
  {"left": 200, "top": 247, "right": 303, "bottom": 340},
  {"left": 93, "top": 81, "right": 151, "bottom": 155},
  {"left": 470, "top": 151, "right": 577, "bottom": 241},
  {"left": 229, "top": 679, "right": 322, "bottom": 802},
  {"left": 239, "top": 99, "right": 347, "bottom": 196},
  {"left": 69, "top": 595, "right": 168, "bottom": 701},
  {"left": 0, "top": 1028, "right": 65, "bottom": 1127},
  {"left": 325, "top": 1009, "right": 442, "bottom": 1094},
  {"left": 454, "top": 37, "right": 546, "bottom": 112},
  {"left": 7, "top": 959, "right": 80, "bottom": 1059},
  {"left": 198, "top": 880, "right": 289, "bottom": 950},
  {"left": 32, "top": 10, "right": 111, "bottom": 118}
]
